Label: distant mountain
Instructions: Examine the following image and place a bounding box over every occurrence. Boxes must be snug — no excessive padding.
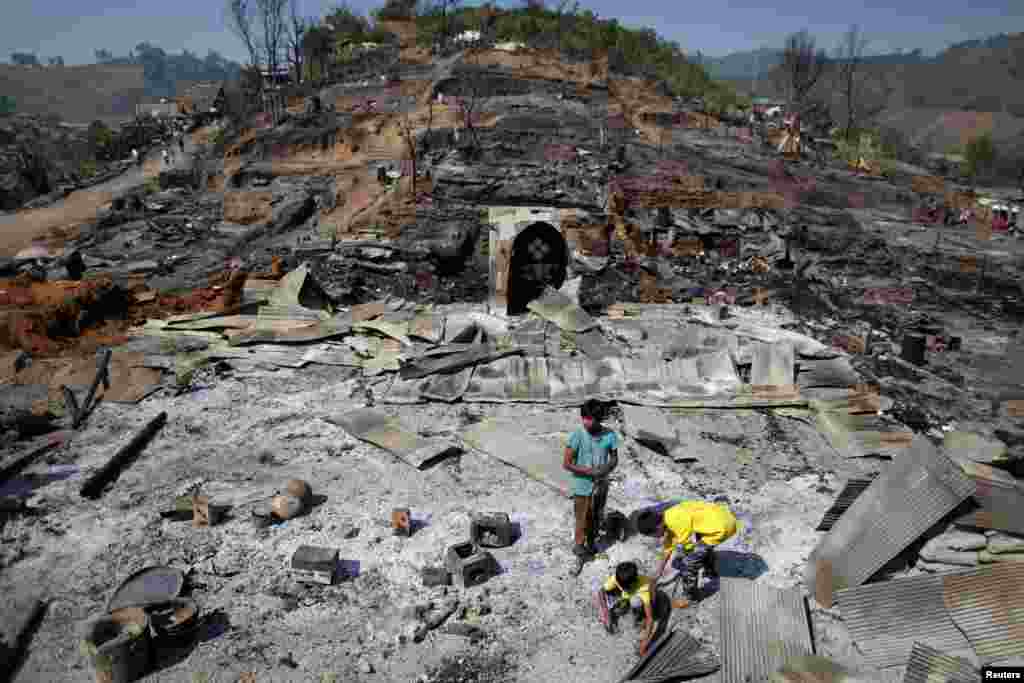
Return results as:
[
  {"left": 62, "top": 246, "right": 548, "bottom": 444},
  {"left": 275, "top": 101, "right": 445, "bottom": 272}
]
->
[
  {"left": 940, "top": 33, "right": 1014, "bottom": 53},
  {"left": 699, "top": 33, "right": 1020, "bottom": 82},
  {"left": 696, "top": 48, "right": 783, "bottom": 81}
]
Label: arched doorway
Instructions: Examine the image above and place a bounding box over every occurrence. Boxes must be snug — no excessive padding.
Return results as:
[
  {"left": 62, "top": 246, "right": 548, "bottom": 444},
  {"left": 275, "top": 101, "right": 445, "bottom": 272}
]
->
[{"left": 506, "top": 222, "right": 568, "bottom": 315}]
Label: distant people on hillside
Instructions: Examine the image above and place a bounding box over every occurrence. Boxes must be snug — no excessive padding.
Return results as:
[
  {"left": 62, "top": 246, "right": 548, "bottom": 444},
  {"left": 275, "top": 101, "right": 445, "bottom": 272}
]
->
[
  {"left": 131, "top": 148, "right": 139, "bottom": 164},
  {"left": 161, "top": 148, "right": 170, "bottom": 166}
]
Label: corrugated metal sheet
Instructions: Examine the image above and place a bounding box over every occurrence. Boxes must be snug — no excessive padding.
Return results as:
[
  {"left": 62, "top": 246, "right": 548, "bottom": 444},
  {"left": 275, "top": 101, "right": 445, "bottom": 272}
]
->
[
  {"left": 903, "top": 642, "right": 979, "bottom": 683},
  {"left": 815, "top": 475, "right": 878, "bottom": 531},
  {"left": 750, "top": 341, "right": 794, "bottom": 388},
  {"left": 797, "top": 357, "right": 860, "bottom": 388},
  {"left": 718, "top": 578, "right": 813, "bottom": 683},
  {"left": 836, "top": 573, "right": 973, "bottom": 669},
  {"left": 507, "top": 317, "right": 549, "bottom": 355},
  {"left": 805, "top": 438, "right": 976, "bottom": 607},
  {"left": 619, "top": 628, "right": 719, "bottom": 682},
  {"left": 458, "top": 352, "right": 743, "bottom": 406},
  {"left": 942, "top": 563, "right": 1024, "bottom": 663},
  {"left": 953, "top": 462, "right": 1024, "bottom": 536},
  {"left": 419, "top": 365, "right": 474, "bottom": 403},
  {"left": 815, "top": 408, "right": 914, "bottom": 458}
]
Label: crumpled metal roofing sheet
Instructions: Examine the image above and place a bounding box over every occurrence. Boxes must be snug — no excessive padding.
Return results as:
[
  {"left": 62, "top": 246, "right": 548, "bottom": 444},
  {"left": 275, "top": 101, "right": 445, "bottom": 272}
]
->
[
  {"left": 815, "top": 475, "right": 878, "bottom": 531},
  {"left": 461, "top": 418, "right": 572, "bottom": 497},
  {"left": 507, "top": 317, "right": 549, "bottom": 355},
  {"left": 835, "top": 573, "right": 973, "bottom": 669},
  {"left": 952, "top": 461, "right": 1024, "bottom": 536},
  {"left": 942, "top": 563, "right": 1024, "bottom": 663},
  {"left": 903, "top": 642, "right": 979, "bottom": 683},
  {"left": 805, "top": 438, "right": 976, "bottom": 607},
  {"left": 815, "top": 408, "right": 914, "bottom": 458},
  {"left": 419, "top": 365, "right": 475, "bottom": 403},
  {"left": 797, "top": 357, "right": 860, "bottom": 389},
  {"left": 618, "top": 628, "right": 719, "bottom": 683},
  {"left": 459, "top": 352, "right": 742, "bottom": 405},
  {"left": 718, "top": 578, "right": 813, "bottom": 683}
]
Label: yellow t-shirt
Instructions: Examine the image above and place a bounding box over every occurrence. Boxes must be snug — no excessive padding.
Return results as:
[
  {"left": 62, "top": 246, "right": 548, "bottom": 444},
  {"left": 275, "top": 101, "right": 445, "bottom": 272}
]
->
[
  {"left": 603, "top": 574, "right": 653, "bottom": 609},
  {"left": 662, "top": 501, "right": 737, "bottom": 558}
]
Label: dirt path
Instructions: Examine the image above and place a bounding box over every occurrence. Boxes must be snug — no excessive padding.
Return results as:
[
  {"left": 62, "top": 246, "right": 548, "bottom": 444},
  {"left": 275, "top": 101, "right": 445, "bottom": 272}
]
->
[{"left": 0, "top": 133, "right": 200, "bottom": 258}]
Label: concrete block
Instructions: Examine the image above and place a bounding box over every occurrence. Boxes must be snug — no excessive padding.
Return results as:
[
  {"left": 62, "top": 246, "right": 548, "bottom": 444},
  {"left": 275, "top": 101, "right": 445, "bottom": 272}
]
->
[
  {"left": 620, "top": 404, "right": 676, "bottom": 449},
  {"left": 471, "top": 512, "right": 515, "bottom": 548},
  {"left": 291, "top": 545, "right": 338, "bottom": 585},
  {"left": 422, "top": 567, "right": 451, "bottom": 587},
  {"left": 603, "top": 509, "right": 629, "bottom": 542},
  {"left": 445, "top": 542, "right": 497, "bottom": 588}
]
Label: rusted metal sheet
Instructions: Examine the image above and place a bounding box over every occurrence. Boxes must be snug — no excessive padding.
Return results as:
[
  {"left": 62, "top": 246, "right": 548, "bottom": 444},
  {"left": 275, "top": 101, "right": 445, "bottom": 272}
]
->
[
  {"left": 805, "top": 439, "right": 975, "bottom": 607},
  {"left": 836, "top": 573, "right": 973, "bottom": 669},
  {"left": 719, "top": 578, "right": 813, "bottom": 683},
  {"left": 815, "top": 475, "right": 879, "bottom": 531},
  {"left": 952, "top": 461, "right": 1024, "bottom": 536},
  {"left": 942, "top": 563, "right": 1024, "bottom": 663},
  {"left": 912, "top": 175, "right": 947, "bottom": 195},
  {"left": 618, "top": 628, "right": 719, "bottom": 683},
  {"left": 903, "top": 642, "right": 979, "bottom": 683}
]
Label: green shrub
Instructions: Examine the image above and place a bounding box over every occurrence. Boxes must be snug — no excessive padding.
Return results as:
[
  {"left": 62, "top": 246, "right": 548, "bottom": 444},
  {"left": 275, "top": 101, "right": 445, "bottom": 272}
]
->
[
  {"left": 0, "top": 95, "right": 15, "bottom": 115},
  {"left": 79, "top": 159, "right": 98, "bottom": 178},
  {"left": 143, "top": 177, "right": 160, "bottom": 194},
  {"left": 964, "top": 132, "right": 995, "bottom": 180}
]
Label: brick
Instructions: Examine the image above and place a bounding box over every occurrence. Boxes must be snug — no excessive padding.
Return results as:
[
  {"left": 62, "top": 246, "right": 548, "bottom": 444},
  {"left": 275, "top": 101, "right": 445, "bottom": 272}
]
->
[
  {"left": 392, "top": 507, "right": 411, "bottom": 536},
  {"left": 445, "top": 542, "right": 497, "bottom": 588},
  {"left": 291, "top": 545, "right": 338, "bottom": 585},
  {"left": 471, "top": 513, "right": 516, "bottom": 548}
]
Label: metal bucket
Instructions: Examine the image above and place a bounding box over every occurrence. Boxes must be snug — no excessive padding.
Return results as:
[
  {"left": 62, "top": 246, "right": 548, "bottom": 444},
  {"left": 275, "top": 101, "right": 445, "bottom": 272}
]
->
[{"left": 81, "top": 607, "right": 151, "bottom": 683}]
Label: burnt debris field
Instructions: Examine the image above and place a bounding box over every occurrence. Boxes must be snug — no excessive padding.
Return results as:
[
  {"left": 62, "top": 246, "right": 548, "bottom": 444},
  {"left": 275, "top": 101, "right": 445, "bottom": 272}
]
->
[{"left": 2, "top": 16, "right": 1024, "bottom": 683}]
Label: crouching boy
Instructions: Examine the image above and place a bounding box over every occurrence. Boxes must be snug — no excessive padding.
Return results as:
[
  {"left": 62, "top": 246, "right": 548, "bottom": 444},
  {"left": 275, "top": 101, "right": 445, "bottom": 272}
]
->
[
  {"left": 637, "top": 499, "right": 738, "bottom": 601},
  {"left": 596, "top": 561, "right": 656, "bottom": 656}
]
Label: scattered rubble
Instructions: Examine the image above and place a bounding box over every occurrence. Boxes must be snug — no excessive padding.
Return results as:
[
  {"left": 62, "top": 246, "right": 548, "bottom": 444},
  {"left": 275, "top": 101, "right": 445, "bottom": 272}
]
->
[{"left": 1, "top": 27, "right": 1024, "bottom": 683}]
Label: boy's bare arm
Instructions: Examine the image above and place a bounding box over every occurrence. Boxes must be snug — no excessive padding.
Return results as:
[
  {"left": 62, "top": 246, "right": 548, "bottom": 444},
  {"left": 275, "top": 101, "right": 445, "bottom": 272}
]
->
[
  {"left": 563, "top": 446, "right": 594, "bottom": 477},
  {"left": 638, "top": 600, "right": 655, "bottom": 654}
]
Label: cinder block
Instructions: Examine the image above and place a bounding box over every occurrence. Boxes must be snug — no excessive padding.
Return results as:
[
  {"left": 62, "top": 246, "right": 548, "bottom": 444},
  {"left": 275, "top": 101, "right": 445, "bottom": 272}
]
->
[
  {"left": 470, "top": 512, "right": 515, "bottom": 548},
  {"left": 422, "top": 566, "right": 451, "bottom": 587},
  {"left": 392, "top": 507, "right": 411, "bottom": 536},
  {"left": 445, "top": 542, "right": 497, "bottom": 588},
  {"left": 603, "top": 510, "right": 629, "bottom": 542},
  {"left": 291, "top": 545, "right": 338, "bottom": 585}
]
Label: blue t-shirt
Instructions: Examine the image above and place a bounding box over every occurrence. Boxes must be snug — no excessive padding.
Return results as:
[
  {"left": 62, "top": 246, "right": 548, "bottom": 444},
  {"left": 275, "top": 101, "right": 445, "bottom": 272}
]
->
[{"left": 567, "top": 427, "right": 620, "bottom": 496}]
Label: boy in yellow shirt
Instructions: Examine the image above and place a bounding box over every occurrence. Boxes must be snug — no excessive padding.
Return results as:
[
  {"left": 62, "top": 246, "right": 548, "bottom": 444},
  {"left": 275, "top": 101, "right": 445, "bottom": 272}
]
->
[
  {"left": 595, "top": 561, "right": 656, "bottom": 656},
  {"left": 636, "top": 500, "right": 738, "bottom": 600}
]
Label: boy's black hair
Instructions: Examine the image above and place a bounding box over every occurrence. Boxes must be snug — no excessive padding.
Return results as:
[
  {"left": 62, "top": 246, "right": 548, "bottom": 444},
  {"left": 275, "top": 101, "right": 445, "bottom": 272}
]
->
[
  {"left": 634, "top": 509, "right": 662, "bottom": 536},
  {"left": 581, "top": 399, "right": 604, "bottom": 420},
  {"left": 615, "top": 561, "right": 639, "bottom": 590}
]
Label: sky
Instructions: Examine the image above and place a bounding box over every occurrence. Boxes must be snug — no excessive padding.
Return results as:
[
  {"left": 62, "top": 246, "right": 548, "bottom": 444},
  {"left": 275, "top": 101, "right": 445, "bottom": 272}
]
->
[{"left": 3, "top": 0, "right": 1022, "bottom": 66}]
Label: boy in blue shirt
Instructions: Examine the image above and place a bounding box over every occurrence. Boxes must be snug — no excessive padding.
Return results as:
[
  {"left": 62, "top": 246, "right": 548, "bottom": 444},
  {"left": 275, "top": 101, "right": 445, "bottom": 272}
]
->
[{"left": 563, "top": 399, "right": 620, "bottom": 574}]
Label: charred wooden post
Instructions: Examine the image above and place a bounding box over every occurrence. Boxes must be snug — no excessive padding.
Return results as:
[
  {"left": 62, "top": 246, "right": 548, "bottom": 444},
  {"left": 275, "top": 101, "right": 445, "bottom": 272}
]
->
[
  {"left": 73, "top": 348, "right": 112, "bottom": 429},
  {"left": 79, "top": 412, "right": 167, "bottom": 499}
]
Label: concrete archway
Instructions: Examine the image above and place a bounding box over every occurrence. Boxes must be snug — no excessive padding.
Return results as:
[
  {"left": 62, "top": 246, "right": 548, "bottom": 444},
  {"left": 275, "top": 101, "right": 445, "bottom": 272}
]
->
[{"left": 506, "top": 222, "right": 568, "bottom": 316}]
